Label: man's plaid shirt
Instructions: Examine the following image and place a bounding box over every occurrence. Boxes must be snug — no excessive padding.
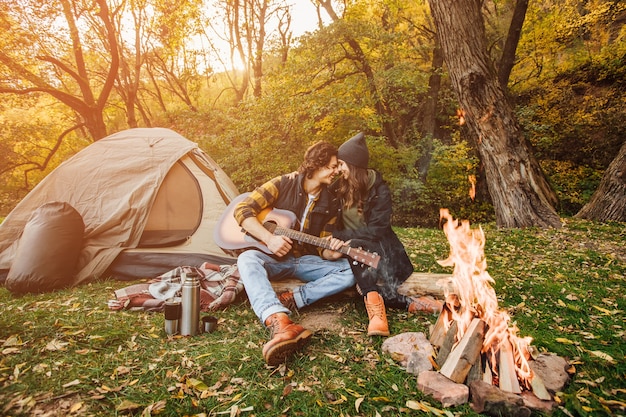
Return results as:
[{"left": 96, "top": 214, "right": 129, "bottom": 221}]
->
[{"left": 234, "top": 173, "right": 338, "bottom": 257}]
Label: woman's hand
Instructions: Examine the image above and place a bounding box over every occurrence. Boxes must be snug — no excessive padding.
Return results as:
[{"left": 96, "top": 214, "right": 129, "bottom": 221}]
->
[{"left": 322, "top": 236, "right": 347, "bottom": 260}]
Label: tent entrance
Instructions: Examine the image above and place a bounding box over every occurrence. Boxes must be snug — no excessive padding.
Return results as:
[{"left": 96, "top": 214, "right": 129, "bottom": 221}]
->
[{"left": 138, "top": 160, "right": 203, "bottom": 247}]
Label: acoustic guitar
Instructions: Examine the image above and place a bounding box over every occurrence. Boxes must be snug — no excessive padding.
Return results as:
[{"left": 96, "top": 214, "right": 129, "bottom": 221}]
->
[{"left": 213, "top": 193, "right": 380, "bottom": 269}]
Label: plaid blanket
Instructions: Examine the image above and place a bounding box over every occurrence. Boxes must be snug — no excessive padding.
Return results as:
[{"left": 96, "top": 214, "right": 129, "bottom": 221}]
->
[{"left": 108, "top": 262, "right": 243, "bottom": 312}]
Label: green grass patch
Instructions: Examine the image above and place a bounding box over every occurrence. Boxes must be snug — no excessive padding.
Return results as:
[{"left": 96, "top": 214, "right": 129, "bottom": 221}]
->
[{"left": 1, "top": 218, "right": 624, "bottom": 416}]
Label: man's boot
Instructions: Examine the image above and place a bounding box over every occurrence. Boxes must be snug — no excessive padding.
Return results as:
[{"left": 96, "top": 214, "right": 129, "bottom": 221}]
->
[
  {"left": 364, "top": 291, "right": 390, "bottom": 336},
  {"left": 262, "top": 312, "right": 312, "bottom": 366}
]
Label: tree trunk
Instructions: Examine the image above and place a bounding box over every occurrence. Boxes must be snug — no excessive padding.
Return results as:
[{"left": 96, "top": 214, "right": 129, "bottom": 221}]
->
[
  {"left": 416, "top": 38, "right": 444, "bottom": 179},
  {"left": 498, "top": 0, "right": 529, "bottom": 89},
  {"left": 428, "top": 0, "right": 561, "bottom": 228},
  {"left": 575, "top": 140, "right": 626, "bottom": 222}
]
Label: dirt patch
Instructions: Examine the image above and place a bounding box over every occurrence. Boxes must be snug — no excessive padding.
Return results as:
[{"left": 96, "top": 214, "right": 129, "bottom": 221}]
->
[{"left": 298, "top": 310, "right": 344, "bottom": 332}]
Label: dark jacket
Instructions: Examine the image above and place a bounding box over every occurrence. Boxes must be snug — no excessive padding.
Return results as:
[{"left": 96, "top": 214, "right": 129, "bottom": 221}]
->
[{"left": 332, "top": 170, "right": 414, "bottom": 286}]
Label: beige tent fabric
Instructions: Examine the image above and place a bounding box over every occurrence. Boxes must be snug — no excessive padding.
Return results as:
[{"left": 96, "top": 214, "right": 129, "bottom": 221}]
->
[{"left": 0, "top": 128, "right": 215, "bottom": 285}]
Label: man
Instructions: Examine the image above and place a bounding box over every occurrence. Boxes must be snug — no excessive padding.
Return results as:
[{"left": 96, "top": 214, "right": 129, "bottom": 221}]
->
[{"left": 234, "top": 141, "right": 355, "bottom": 366}]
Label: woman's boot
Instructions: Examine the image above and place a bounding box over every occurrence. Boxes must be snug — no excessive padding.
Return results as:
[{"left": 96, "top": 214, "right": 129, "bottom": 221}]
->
[{"left": 364, "top": 291, "right": 390, "bottom": 336}]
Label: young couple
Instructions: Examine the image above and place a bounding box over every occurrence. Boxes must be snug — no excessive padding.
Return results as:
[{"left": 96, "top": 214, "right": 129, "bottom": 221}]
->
[{"left": 234, "top": 133, "right": 432, "bottom": 366}]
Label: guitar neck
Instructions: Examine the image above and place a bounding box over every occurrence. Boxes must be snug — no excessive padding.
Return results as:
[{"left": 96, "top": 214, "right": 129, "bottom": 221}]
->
[{"left": 272, "top": 226, "right": 350, "bottom": 255}]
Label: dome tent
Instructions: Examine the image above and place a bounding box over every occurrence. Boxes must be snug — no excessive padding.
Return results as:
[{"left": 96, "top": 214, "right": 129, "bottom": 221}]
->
[{"left": 0, "top": 128, "right": 239, "bottom": 293}]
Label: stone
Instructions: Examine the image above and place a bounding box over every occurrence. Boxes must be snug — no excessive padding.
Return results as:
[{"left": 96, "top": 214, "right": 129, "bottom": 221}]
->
[
  {"left": 469, "top": 380, "right": 531, "bottom": 417},
  {"left": 406, "top": 351, "right": 433, "bottom": 376},
  {"left": 417, "top": 370, "right": 469, "bottom": 407},
  {"left": 521, "top": 391, "right": 556, "bottom": 413},
  {"left": 381, "top": 332, "right": 434, "bottom": 368},
  {"left": 529, "top": 354, "right": 570, "bottom": 394}
]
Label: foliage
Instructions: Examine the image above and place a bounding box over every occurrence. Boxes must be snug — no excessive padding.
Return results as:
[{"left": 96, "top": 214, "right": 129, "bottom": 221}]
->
[
  {"left": 0, "top": 218, "right": 624, "bottom": 416},
  {"left": 391, "top": 139, "right": 494, "bottom": 227},
  {"left": 0, "top": 0, "right": 624, "bottom": 225},
  {"left": 514, "top": 42, "right": 626, "bottom": 215}
]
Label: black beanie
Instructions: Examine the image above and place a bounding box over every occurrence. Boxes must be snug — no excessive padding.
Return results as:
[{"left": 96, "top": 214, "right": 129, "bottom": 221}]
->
[{"left": 338, "top": 132, "right": 369, "bottom": 169}]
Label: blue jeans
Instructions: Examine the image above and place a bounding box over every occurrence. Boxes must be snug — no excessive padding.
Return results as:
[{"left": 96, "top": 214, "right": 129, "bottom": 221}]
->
[{"left": 237, "top": 250, "right": 355, "bottom": 324}]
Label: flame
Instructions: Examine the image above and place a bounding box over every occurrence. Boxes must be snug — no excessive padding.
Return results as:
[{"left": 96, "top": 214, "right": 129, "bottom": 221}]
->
[
  {"left": 438, "top": 208, "right": 533, "bottom": 389},
  {"left": 456, "top": 108, "right": 466, "bottom": 125},
  {"left": 468, "top": 175, "right": 476, "bottom": 200}
]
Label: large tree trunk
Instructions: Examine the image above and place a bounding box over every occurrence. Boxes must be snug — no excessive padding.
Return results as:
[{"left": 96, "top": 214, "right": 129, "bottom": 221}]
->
[
  {"left": 428, "top": 0, "right": 561, "bottom": 228},
  {"left": 575, "top": 140, "right": 626, "bottom": 222}
]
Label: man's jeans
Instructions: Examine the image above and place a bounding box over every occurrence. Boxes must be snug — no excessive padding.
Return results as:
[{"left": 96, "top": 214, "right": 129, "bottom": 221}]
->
[{"left": 237, "top": 250, "right": 355, "bottom": 324}]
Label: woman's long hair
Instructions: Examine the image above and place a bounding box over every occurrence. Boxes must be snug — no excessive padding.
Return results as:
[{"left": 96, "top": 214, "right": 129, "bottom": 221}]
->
[{"left": 337, "top": 162, "right": 369, "bottom": 213}]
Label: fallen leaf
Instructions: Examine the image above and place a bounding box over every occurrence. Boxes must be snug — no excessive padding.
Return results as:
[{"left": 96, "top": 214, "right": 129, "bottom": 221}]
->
[
  {"left": 45, "top": 339, "right": 69, "bottom": 351},
  {"left": 2, "top": 335, "right": 23, "bottom": 347},
  {"left": 555, "top": 337, "right": 577, "bottom": 345},
  {"left": 187, "top": 378, "right": 209, "bottom": 391},
  {"left": 592, "top": 305, "right": 613, "bottom": 315},
  {"left": 587, "top": 350, "right": 614, "bottom": 363},
  {"left": 69, "top": 402, "right": 83, "bottom": 412},
  {"left": 141, "top": 399, "right": 167, "bottom": 416},
  {"left": 63, "top": 379, "right": 81, "bottom": 388},
  {"left": 355, "top": 397, "right": 364, "bottom": 412},
  {"left": 116, "top": 399, "right": 141, "bottom": 411}
]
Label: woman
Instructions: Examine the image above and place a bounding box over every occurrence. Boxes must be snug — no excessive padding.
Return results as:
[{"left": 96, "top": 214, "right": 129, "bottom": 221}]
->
[{"left": 332, "top": 132, "right": 441, "bottom": 336}]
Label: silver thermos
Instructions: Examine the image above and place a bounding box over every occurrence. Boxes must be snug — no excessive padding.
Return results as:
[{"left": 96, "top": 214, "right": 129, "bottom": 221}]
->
[{"left": 179, "top": 270, "right": 200, "bottom": 336}]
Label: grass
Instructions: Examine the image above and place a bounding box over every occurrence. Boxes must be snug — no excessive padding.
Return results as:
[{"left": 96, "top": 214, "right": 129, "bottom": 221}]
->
[{"left": 0, "top": 217, "right": 624, "bottom": 416}]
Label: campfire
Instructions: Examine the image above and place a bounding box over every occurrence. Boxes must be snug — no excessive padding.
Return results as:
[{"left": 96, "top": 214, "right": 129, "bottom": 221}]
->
[
  {"left": 401, "top": 208, "right": 572, "bottom": 415},
  {"left": 433, "top": 208, "right": 535, "bottom": 393}
]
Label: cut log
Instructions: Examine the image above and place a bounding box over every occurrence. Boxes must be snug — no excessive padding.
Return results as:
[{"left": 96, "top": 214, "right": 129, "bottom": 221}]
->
[
  {"left": 483, "top": 360, "right": 493, "bottom": 385},
  {"left": 397, "top": 273, "right": 455, "bottom": 298},
  {"left": 269, "top": 277, "right": 358, "bottom": 296},
  {"left": 271, "top": 272, "right": 454, "bottom": 300},
  {"left": 498, "top": 337, "right": 522, "bottom": 394},
  {"left": 435, "top": 320, "right": 457, "bottom": 368},
  {"left": 466, "top": 353, "right": 484, "bottom": 384},
  {"left": 430, "top": 303, "right": 453, "bottom": 347},
  {"left": 440, "top": 318, "right": 486, "bottom": 383}
]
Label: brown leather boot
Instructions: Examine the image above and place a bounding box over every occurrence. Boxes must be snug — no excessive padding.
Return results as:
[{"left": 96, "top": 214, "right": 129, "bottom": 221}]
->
[
  {"left": 262, "top": 313, "right": 312, "bottom": 366},
  {"left": 408, "top": 296, "right": 443, "bottom": 314},
  {"left": 364, "top": 291, "right": 390, "bottom": 336},
  {"left": 277, "top": 290, "right": 297, "bottom": 311}
]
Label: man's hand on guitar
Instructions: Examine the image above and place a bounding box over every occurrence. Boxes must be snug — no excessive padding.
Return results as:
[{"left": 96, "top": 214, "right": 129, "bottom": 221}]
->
[
  {"left": 267, "top": 234, "right": 293, "bottom": 257},
  {"left": 321, "top": 236, "right": 347, "bottom": 260}
]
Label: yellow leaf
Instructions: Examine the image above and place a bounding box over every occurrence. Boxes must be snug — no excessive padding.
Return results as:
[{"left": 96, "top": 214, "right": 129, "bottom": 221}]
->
[
  {"left": 116, "top": 400, "right": 141, "bottom": 411},
  {"left": 188, "top": 378, "right": 209, "bottom": 391},
  {"left": 345, "top": 388, "right": 362, "bottom": 398},
  {"left": 588, "top": 350, "right": 614, "bottom": 363},
  {"left": 406, "top": 400, "right": 422, "bottom": 410},
  {"left": 371, "top": 396, "right": 392, "bottom": 402},
  {"left": 355, "top": 397, "right": 364, "bottom": 412},
  {"left": 555, "top": 337, "right": 576, "bottom": 345},
  {"left": 70, "top": 402, "right": 83, "bottom": 412},
  {"left": 324, "top": 353, "right": 345, "bottom": 363},
  {"left": 328, "top": 394, "right": 347, "bottom": 405},
  {"left": 592, "top": 305, "right": 613, "bottom": 315},
  {"left": 2, "top": 335, "right": 23, "bottom": 347},
  {"left": 557, "top": 299, "right": 567, "bottom": 307}
]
